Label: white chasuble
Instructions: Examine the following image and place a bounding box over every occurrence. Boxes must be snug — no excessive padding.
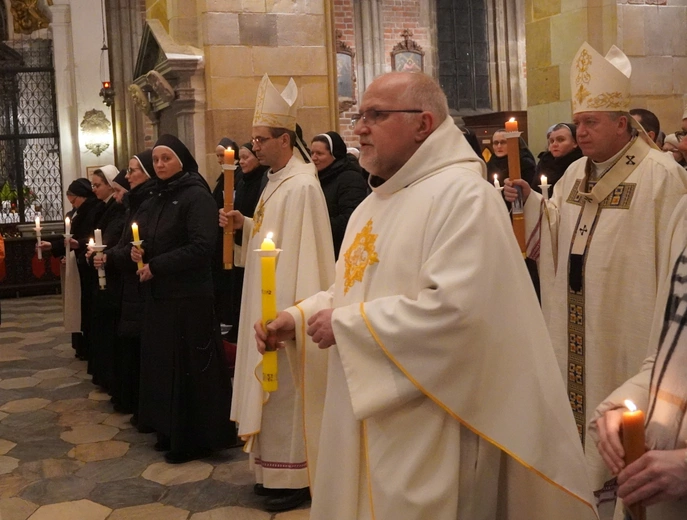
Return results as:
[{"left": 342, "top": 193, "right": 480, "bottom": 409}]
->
[
  {"left": 231, "top": 155, "right": 335, "bottom": 488},
  {"left": 523, "top": 137, "right": 687, "bottom": 508},
  {"left": 287, "top": 117, "right": 598, "bottom": 520}
]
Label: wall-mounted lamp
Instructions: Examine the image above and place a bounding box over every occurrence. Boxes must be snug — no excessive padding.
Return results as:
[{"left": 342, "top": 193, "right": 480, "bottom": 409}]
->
[{"left": 80, "top": 109, "right": 112, "bottom": 157}]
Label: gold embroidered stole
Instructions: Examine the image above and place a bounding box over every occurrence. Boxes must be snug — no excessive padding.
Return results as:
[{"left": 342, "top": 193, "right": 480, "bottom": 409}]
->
[
  {"left": 566, "top": 137, "right": 649, "bottom": 444},
  {"left": 252, "top": 174, "right": 305, "bottom": 237}
]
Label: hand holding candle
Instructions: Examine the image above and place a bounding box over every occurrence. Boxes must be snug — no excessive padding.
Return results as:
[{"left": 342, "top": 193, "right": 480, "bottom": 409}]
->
[
  {"left": 131, "top": 222, "right": 144, "bottom": 270},
  {"left": 622, "top": 400, "right": 647, "bottom": 520},
  {"left": 260, "top": 232, "right": 278, "bottom": 393}
]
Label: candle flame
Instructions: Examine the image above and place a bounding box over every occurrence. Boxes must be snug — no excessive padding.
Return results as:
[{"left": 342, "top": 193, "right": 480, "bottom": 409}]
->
[
  {"left": 624, "top": 399, "right": 637, "bottom": 412},
  {"left": 65, "top": 217, "right": 70, "bottom": 225},
  {"left": 493, "top": 174, "right": 498, "bottom": 181},
  {"left": 508, "top": 117, "right": 516, "bottom": 123},
  {"left": 88, "top": 238, "right": 95, "bottom": 246},
  {"left": 266, "top": 232, "right": 274, "bottom": 240}
]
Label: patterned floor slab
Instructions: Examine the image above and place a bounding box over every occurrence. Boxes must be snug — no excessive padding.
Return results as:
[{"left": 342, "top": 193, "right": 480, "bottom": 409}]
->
[{"left": 0, "top": 296, "right": 311, "bottom": 519}]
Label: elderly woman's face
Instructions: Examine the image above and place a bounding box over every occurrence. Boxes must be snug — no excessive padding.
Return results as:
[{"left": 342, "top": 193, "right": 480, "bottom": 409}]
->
[
  {"left": 310, "top": 141, "right": 335, "bottom": 172},
  {"left": 492, "top": 132, "right": 508, "bottom": 158},
  {"left": 126, "top": 158, "right": 148, "bottom": 189},
  {"left": 238, "top": 147, "right": 260, "bottom": 174}
]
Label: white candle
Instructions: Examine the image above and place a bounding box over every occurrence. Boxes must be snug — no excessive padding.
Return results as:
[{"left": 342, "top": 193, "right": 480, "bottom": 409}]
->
[
  {"left": 35, "top": 215, "right": 41, "bottom": 231},
  {"left": 88, "top": 238, "right": 95, "bottom": 247},
  {"left": 493, "top": 174, "right": 500, "bottom": 188},
  {"left": 94, "top": 229, "right": 103, "bottom": 246},
  {"left": 65, "top": 216, "right": 71, "bottom": 235},
  {"left": 541, "top": 175, "right": 548, "bottom": 188},
  {"left": 35, "top": 215, "right": 42, "bottom": 260}
]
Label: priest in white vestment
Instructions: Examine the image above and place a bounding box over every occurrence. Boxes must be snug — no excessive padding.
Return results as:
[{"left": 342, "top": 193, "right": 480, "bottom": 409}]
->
[
  {"left": 257, "top": 72, "right": 598, "bottom": 520},
  {"left": 222, "top": 74, "right": 335, "bottom": 512},
  {"left": 504, "top": 42, "right": 687, "bottom": 517}
]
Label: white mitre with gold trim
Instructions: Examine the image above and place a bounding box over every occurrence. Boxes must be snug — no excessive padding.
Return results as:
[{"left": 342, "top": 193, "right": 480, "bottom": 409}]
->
[
  {"left": 252, "top": 73, "right": 298, "bottom": 131},
  {"left": 571, "top": 42, "right": 631, "bottom": 114}
]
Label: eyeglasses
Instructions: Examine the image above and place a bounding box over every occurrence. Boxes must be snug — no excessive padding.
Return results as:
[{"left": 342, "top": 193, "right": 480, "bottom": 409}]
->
[
  {"left": 251, "top": 136, "right": 275, "bottom": 146},
  {"left": 350, "top": 109, "right": 423, "bottom": 128},
  {"left": 492, "top": 140, "right": 508, "bottom": 146},
  {"left": 126, "top": 167, "right": 142, "bottom": 174}
]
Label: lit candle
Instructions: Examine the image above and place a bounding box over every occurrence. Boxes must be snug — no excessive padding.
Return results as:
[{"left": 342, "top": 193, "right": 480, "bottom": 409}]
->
[
  {"left": 88, "top": 238, "right": 95, "bottom": 247},
  {"left": 261, "top": 232, "right": 278, "bottom": 393},
  {"left": 493, "top": 174, "right": 500, "bottom": 189},
  {"left": 131, "top": 222, "right": 140, "bottom": 242},
  {"left": 34, "top": 216, "right": 41, "bottom": 231},
  {"left": 224, "top": 148, "right": 235, "bottom": 164},
  {"left": 65, "top": 216, "right": 71, "bottom": 235},
  {"left": 94, "top": 229, "right": 103, "bottom": 246},
  {"left": 541, "top": 175, "right": 548, "bottom": 188},
  {"left": 131, "top": 222, "right": 143, "bottom": 270},
  {"left": 505, "top": 117, "right": 518, "bottom": 132},
  {"left": 622, "top": 400, "right": 646, "bottom": 520}
]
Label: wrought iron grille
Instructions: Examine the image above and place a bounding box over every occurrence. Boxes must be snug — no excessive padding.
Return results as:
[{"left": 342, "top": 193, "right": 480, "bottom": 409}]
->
[{"left": 0, "top": 37, "right": 62, "bottom": 225}]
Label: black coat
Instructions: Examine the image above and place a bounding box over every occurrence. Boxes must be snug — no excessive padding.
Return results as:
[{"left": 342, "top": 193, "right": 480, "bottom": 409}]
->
[
  {"left": 140, "top": 171, "right": 217, "bottom": 300},
  {"left": 52, "top": 196, "right": 105, "bottom": 263},
  {"left": 532, "top": 147, "right": 584, "bottom": 192},
  {"left": 318, "top": 156, "right": 369, "bottom": 258},
  {"left": 486, "top": 152, "right": 537, "bottom": 187},
  {"left": 107, "top": 178, "right": 157, "bottom": 338}
]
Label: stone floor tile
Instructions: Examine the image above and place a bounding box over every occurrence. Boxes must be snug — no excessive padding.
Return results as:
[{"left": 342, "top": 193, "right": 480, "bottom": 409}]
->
[
  {"left": 26, "top": 499, "right": 111, "bottom": 520},
  {"left": 88, "top": 477, "right": 166, "bottom": 509},
  {"left": 15, "top": 459, "right": 84, "bottom": 481},
  {"left": 33, "top": 384, "right": 93, "bottom": 402},
  {"left": 190, "top": 506, "right": 271, "bottom": 520},
  {"left": 75, "top": 458, "right": 147, "bottom": 483},
  {"left": 68, "top": 440, "right": 130, "bottom": 462},
  {"left": 0, "top": 378, "right": 40, "bottom": 390},
  {"left": 102, "top": 413, "right": 133, "bottom": 429},
  {"left": 45, "top": 398, "right": 102, "bottom": 414},
  {"left": 0, "top": 410, "right": 60, "bottom": 444},
  {"left": 0, "top": 456, "right": 20, "bottom": 475},
  {"left": 7, "top": 439, "right": 73, "bottom": 463},
  {"left": 0, "top": 497, "right": 39, "bottom": 520},
  {"left": 0, "top": 349, "right": 26, "bottom": 362},
  {"left": 107, "top": 502, "right": 190, "bottom": 520},
  {"left": 74, "top": 370, "right": 92, "bottom": 380},
  {"left": 52, "top": 343, "right": 74, "bottom": 353},
  {"left": 87, "top": 390, "right": 110, "bottom": 401},
  {"left": 0, "top": 412, "right": 8, "bottom": 421},
  {"left": 0, "top": 439, "right": 17, "bottom": 455},
  {"left": 35, "top": 377, "right": 82, "bottom": 390},
  {"left": 160, "top": 478, "right": 239, "bottom": 511},
  {"left": 212, "top": 461, "right": 254, "bottom": 486},
  {"left": 125, "top": 443, "right": 166, "bottom": 465},
  {"left": 0, "top": 474, "right": 31, "bottom": 499},
  {"left": 32, "top": 368, "right": 77, "bottom": 381},
  {"left": 60, "top": 424, "right": 119, "bottom": 445},
  {"left": 22, "top": 350, "right": 59, "bottom": 360},
  {"left": 0, "top": 399, "right": 51, "bottom": 414},
  {"left": 142, "top": 460, "right": 214, "bottom": 486},
  {"left": 19, "top": 476, "right": 96, "bottom": 505},
  {"left": 274, "top": 509, "right": 311, "bottom": 519},
  {"left": 57, "top": 410, "right": 110, "bottom": 428}
]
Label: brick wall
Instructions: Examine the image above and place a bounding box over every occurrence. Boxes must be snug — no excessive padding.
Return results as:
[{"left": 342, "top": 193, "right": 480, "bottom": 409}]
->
[{"left": 333, "top": 1, "right": 430, "bottom": 148}]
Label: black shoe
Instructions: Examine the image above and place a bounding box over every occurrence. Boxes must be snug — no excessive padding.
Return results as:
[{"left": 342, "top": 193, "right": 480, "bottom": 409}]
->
[
  {"left": 264, "top": 487, "right": 310, "bottom": 512},
  {"left": 253, "top": 483, "right": 288, "bottom": 497},
  {"left": 154, "top": 434, "right": 170, "bottom": 452},
  {"left": 164, "top": 448, "right": 212, "bottom": 464}
]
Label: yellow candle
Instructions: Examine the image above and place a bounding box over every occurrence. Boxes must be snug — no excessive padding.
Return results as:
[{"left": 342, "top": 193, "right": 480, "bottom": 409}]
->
[
  {"left": 505, "top": 117, "right": 518, "bottom": 132},
  {"left": 131, "top": 222, "right": 144, "bottom": 270},
  {"left": 622, "top": 400, "right": 647, "bottom": 520},
  {"left": 261, "top": 232, "right": 278, "bottom": 392}
]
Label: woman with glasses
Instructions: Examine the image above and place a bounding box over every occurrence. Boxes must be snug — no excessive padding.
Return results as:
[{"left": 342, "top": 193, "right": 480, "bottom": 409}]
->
[
  {"left": 87, "top": 165, "right": 127, "bottom": 392},
  {"left": 310, "top": 131, "right": 368, "bottom": 259},
  {"left": 94, "top": 151, "right": 156, "bottom": 423},
  {"left": 131, "top": 135, "right": 234, "bottom": 463},
  {"left": 486, "top": 129, "right": 536, "bottom": 188}
]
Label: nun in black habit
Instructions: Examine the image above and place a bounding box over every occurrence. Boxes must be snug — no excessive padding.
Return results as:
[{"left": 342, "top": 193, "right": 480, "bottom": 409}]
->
[
  {"left": 102, "top": 152, "right": 156, "bottom": 420},
  {"left": 131, "top": 135, "right": 235, "bottom": 463},
  {"left": 42, "top": 178, "right": 105, "bottom": 359}
]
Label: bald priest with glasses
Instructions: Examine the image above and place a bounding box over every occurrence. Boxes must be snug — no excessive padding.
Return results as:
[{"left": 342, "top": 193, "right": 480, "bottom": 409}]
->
[{"left": 219, "top": 74, "right": 335, "bottom": 512}]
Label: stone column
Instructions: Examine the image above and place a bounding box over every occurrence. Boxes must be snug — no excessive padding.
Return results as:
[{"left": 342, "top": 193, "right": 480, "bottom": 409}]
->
[
  {"left": 49, "top": 1, "right": 81, "bottom": 214},
  {"left": 354, "top": 0, "right": 385, "bottom": 91}
]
